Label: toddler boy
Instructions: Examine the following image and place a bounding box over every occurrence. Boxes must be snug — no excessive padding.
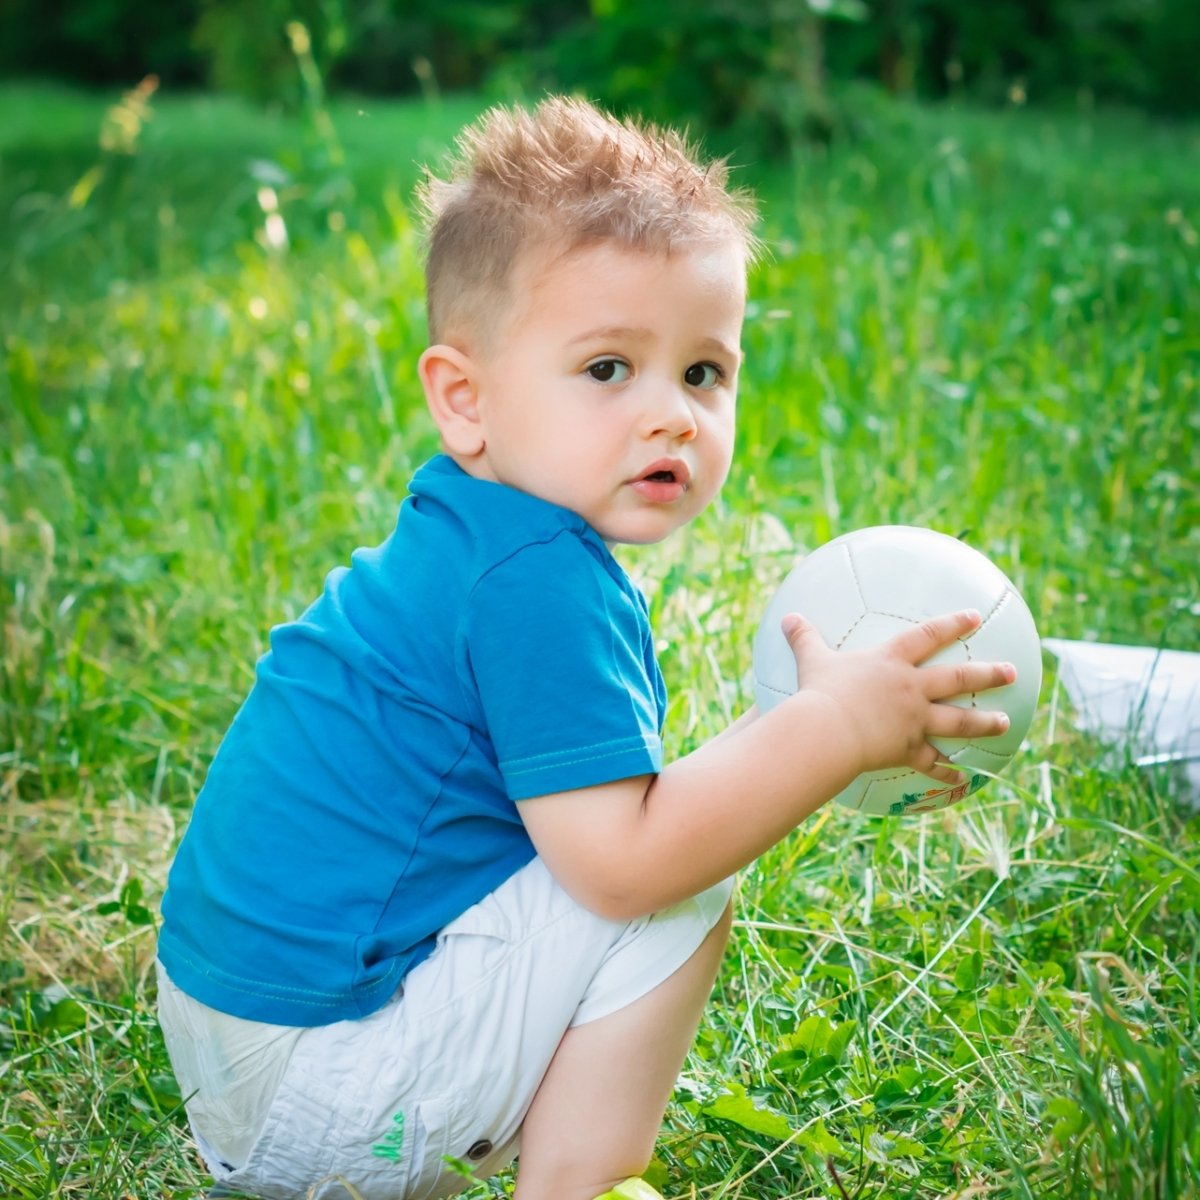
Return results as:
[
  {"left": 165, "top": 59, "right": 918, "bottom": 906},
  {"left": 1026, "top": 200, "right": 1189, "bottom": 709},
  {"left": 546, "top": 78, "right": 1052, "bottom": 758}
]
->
[{"left": 157, "top": 96, "right": 1015, "bottom": 1200}]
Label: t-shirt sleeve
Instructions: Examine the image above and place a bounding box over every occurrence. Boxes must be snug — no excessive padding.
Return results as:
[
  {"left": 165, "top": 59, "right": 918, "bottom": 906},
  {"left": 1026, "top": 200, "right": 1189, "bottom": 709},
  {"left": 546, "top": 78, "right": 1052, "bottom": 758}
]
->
[{"left": 465, "top": 532, "right": 664, "bottom": 801}]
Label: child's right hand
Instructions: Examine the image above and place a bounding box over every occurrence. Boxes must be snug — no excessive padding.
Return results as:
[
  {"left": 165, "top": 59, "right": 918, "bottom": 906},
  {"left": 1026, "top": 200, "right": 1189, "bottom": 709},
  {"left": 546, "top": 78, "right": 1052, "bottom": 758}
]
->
[
  {"left": 520, "top": 608, "right": 1018, "bottom": 921},
  {"left": 780, "top": 609, "right": 1016, "bottom": 787}
]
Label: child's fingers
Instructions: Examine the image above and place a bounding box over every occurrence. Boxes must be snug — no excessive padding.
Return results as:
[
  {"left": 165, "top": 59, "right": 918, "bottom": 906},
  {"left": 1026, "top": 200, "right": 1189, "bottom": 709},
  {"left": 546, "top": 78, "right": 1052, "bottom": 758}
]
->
[
  {"left": 921, "top": 659, "right": 1016, "bottom": 700},
  {"left": 780, "top": 612, "right": 829, "bottom": 657},
  {"left": 889, "top": 609, "right": 982, "bottom": 663},
  {"left": 924, "top": 701, "right": 1011, "bottom": 741},
  {"left": 911, "top": 742, "right": 969, "bottom": 785}
]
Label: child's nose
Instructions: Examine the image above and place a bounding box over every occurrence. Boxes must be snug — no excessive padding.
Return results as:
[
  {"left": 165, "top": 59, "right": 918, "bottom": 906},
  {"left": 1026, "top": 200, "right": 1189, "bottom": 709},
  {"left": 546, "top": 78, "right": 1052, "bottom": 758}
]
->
[{"left": 645, "top": 383, "right": 698, "bottom": 440}]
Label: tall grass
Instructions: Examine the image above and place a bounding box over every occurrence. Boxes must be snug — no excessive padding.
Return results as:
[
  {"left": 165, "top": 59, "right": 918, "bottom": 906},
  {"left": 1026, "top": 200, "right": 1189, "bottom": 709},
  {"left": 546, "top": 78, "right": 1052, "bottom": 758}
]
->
[{"left": 1, "top": 79, "right": 1197, "bottom": 1198}]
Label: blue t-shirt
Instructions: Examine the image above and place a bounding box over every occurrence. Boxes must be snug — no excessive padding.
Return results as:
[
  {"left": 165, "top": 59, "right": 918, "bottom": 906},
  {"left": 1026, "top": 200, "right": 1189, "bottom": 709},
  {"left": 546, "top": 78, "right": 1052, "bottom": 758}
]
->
[{"left": 158, "top": 456, "right": 667, "bottom": 1025}]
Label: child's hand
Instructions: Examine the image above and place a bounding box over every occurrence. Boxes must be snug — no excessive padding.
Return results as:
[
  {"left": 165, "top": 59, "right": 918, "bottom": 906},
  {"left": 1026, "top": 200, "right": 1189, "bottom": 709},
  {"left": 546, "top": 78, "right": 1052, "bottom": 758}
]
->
[
  {"left": 780, "top": 609, "right": 1015, "bottom": 786},
  {"left": 521, "top": 609, "right": 1016, "bottom": 920}
]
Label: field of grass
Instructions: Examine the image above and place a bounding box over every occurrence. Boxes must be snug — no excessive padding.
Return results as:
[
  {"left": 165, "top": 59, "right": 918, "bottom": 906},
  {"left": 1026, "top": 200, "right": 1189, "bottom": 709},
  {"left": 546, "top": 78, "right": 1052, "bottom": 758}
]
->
[{"left": 2, "top": 77, "right": 1198, "bottom": 1199}]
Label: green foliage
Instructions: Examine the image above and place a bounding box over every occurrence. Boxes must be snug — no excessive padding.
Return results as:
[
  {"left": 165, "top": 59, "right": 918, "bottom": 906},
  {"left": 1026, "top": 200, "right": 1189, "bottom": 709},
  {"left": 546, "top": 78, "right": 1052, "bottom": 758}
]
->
[
  {"left": 339, "top": 0, "right": 584, "bottom": 96},
  {"left": 1, "top": 82, "right": 1198, "bottom": 1198},
  {"left": 2, "top": 0, "right": 1198, "bottom": 128},
  {"left": 193, "top": 0, "right": 351, "bottom": 108},
  {"left": 532, "top": 0, "right": 866, "bottom": 155},
  {"left": 826, "top": 0, "right": 1200, "bottom": 114},
  {"left": 97, "top": 878, "right": 156, "bottom": 927},
  {"left": 0, "top": 0, "right": 203, "bottom": 86}
]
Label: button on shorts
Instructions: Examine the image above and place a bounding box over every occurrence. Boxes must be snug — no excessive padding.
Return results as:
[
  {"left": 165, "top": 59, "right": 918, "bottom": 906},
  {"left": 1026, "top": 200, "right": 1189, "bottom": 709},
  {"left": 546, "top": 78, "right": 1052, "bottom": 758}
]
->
[{"left": 158, "top": 857, "right": 734, "bottom": 1199}]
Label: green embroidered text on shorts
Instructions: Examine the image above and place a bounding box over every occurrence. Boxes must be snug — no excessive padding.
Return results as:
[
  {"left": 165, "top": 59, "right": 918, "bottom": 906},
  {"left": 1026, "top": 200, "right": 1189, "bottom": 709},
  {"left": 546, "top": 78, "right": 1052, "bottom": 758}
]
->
[{"left": 372, "top": 1111, "right": 406, "bottom": 1161}]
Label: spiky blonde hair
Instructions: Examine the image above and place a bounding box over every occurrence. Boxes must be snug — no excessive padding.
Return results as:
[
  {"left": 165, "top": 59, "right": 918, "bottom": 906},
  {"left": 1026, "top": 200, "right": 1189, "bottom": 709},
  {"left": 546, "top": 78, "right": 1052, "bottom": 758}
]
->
[{"left": 417, "top": 96, "right": 760, "bottom": 349}]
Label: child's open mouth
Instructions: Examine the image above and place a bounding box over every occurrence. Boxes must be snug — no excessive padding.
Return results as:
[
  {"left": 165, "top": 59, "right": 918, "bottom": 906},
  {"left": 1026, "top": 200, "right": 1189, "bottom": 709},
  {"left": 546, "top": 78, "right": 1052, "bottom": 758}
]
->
[{"left": 631, "top": 459, "right": 690, "bottom": 503}]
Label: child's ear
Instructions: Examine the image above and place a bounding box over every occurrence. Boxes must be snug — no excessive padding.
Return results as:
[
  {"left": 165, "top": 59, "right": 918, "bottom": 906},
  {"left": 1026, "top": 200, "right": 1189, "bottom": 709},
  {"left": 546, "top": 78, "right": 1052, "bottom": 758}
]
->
[{"left": 418, "top": 344, "right": 485, "bottom": 458}]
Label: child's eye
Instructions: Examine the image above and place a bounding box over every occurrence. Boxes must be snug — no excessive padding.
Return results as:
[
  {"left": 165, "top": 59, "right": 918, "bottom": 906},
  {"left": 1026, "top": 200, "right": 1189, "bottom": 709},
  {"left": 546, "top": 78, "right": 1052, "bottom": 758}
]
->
[
  {"left": 585, "top": 358, "right": 631, "bottom": 383},
  {"left": 684, "top": 362, "right": 724, "bottom": 389}
]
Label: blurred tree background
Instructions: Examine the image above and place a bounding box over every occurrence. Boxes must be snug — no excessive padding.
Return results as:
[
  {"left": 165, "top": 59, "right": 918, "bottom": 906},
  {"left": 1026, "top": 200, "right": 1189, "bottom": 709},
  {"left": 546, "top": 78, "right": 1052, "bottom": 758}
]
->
[{"left": 3, "top": 0, "right": 1198, "bottom": 156}]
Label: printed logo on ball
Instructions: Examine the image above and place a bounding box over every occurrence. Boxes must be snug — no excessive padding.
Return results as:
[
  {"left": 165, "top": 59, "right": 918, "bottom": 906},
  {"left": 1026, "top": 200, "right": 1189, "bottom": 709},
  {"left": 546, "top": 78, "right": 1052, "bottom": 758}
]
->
[{"left": 889, "top": 772, "right": 987, "bottom": 816}]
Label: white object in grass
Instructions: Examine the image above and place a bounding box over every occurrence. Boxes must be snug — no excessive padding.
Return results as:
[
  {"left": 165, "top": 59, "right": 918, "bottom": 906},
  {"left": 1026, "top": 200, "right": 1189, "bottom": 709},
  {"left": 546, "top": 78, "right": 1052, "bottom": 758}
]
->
[
  {"left": 753, "top": 525, "right": 1042, "bottom": 817},
  {"left": 1043, "top": 637, "right": 1200, "bottom": 803}
]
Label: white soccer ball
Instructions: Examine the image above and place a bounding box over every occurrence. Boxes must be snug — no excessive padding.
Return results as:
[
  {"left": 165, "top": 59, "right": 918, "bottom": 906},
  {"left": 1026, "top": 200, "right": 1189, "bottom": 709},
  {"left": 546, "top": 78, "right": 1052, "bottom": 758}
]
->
[{"left": 752, "top": 525, "right": 1042, "bottom": 817}]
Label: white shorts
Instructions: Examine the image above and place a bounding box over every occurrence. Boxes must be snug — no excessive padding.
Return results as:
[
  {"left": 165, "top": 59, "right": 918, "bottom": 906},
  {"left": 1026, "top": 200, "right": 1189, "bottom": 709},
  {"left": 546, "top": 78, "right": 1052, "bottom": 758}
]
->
[{"left": 157, "top": 857, "right": 734, "bottom": 1200}]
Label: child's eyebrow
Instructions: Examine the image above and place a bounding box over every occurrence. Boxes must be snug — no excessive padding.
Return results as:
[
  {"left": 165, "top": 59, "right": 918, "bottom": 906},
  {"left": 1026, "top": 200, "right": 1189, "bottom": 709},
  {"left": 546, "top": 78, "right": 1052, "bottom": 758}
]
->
[
  {"left": 567, "top": 326, "right": 741, "bottom": 361},
  {"left": 697, "top": 335, "right": 743, "bottom": 361},
  {"left": 566, "top": 325, "right": 654, "bottom": 347}
]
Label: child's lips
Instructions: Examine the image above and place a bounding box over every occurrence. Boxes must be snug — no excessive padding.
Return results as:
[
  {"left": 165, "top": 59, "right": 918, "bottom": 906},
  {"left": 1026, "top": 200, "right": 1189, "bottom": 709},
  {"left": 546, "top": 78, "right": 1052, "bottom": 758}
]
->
[{"left": 630, "top": 458, "right": 690, "bottom": 503}]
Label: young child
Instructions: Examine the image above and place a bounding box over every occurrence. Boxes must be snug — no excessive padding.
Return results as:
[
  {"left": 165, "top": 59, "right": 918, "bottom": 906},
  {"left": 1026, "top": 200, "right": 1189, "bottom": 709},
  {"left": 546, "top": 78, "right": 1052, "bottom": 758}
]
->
[{"left": 156, "top": 96, "right": 1016, "bottom": 1200}]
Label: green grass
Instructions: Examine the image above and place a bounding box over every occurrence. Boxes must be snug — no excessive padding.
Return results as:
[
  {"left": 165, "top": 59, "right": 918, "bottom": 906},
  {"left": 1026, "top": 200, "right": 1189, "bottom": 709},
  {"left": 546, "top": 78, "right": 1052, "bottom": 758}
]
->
[{"left": 2, "top": 78, "right": 1198, "bottom": 1199}]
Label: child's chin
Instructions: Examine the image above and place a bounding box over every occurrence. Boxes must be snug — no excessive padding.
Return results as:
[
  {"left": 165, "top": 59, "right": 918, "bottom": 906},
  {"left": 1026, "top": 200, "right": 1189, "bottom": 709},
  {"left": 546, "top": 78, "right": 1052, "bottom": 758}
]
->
[{"left": 600, "top": 518, "right": 682, "bottom": 547}]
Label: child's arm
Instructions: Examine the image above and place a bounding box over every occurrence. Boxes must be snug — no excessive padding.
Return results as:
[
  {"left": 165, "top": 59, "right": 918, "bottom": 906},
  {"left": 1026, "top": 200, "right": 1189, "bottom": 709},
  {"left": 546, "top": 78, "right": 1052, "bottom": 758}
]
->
[{"left": 519, "top": 608, "right": 1015, "bottom": 920}]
